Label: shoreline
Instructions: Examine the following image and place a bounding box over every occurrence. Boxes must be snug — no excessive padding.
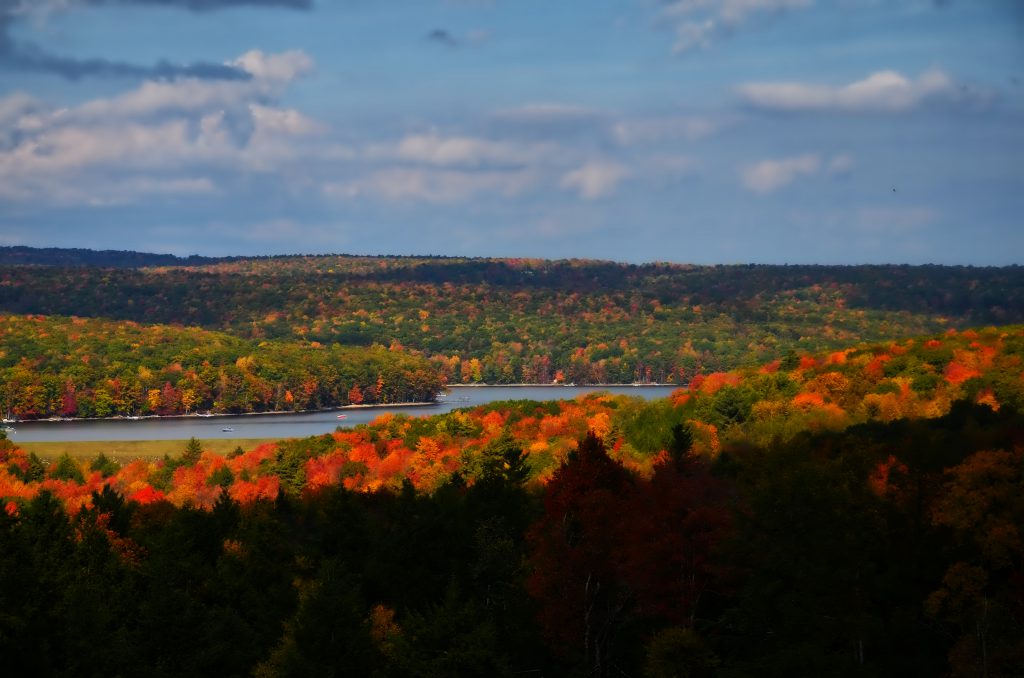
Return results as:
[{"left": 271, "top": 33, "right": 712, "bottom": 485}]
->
[
  {"left": 446, "top": 383, "right": 676, "bottom": 388},
  {"left": 10, "top": 401, "right": 441, "bottom": 425},
  {"left": 6, "top": 383, "right": 681, "bottom": 425}
]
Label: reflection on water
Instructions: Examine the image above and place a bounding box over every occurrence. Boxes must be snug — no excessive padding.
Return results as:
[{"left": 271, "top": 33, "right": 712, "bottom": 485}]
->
[{"left": 10, "top": 385, "right": 679, "bottom": 442}]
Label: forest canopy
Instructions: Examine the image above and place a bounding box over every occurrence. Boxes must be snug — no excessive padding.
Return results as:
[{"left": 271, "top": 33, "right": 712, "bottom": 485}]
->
[
  {"left": 1, "top": 248, "right": 1021, "bottom": 385},
  {"left": 0, "top": 314, "right": 442, "bottom": 420}
]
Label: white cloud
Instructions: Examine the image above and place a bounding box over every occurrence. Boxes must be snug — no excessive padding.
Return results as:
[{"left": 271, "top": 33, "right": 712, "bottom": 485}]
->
[
  {"left": 663, "top": 0, "right": 813, "bottom": 54},
  {"left": 738, "top": 69, "right": 965, "bottom": 112},
  {"left": 0, "top": 92, "right": 40, "bottom": 125},
  {"left": 249, "top": 104, "right": 323, "bottom": 137},
  {"left": 231, "top": 50, "right": 314, "bottom": 83},
  {"left": 827, "top": 154, "right": 853, "bottom": 175},
  {"left": 560, "top": 161, "right": 631, "bottom": 199},
  {"left": 672, "top": 18, "right": 717, "bottom": 53},
  {"left": 372, "top": 133, "right": 553, "bottom": 167},
  {"left": 739, "top": 152, "right": 855, "bottom": 193},
  {"left": 325, "top": 167, "right": 538, "bottom": 204},
  {"left": 740, "top": 153, "right": 819, "bottom": 193},
  {"left": 0, "top": 51, "right": 321, "bottom": 205},
  {"left": 612, "top": 115, "right": 723, "bottom": 145},
  {"left": 68, "top": 50, "right": 314, "bottom": 122}
]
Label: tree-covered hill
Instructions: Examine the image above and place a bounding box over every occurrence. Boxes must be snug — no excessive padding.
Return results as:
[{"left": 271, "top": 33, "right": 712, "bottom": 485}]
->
[
  {"left": 5, "top": 324, "right": 1019, "bottom": 503},
  {"left": 2, "top": 248, "right": 1021, "bottom": 384},
  {"left": 0, "top": 315, "right": 442, "bottom": 420},
  {"left": 0, "top": 246, "right": 223, "bottom": 268}
]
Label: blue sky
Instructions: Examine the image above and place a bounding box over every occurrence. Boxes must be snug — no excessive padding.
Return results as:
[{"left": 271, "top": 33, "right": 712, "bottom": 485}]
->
[{"left": 0, "top": 0, "right": 1021, "bottom": 264}]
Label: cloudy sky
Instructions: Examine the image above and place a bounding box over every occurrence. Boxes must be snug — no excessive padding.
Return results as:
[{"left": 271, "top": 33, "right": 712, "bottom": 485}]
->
[{"left": 0, "top": 0, "right": 1021, "bottom": 264}]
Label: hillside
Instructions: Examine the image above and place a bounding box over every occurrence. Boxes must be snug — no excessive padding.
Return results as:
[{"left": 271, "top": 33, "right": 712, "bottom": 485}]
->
[
  {"left": 0, "top": 314, "right": 442, "bottom": 420},
  {"left": 0, "top": 246, "right": 222, "bottom": 268},
  {"left": 1, "top": 248, "right": 1022, "bottom": 384},
  {"left": 3, "top": 324, "right": 1018, "bottom": 505}
]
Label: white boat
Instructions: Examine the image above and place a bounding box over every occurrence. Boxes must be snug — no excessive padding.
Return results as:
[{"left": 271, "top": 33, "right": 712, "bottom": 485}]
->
[
  {"left": 221, "top": 427, "right": 234, "bottom": 432},
  {"left": 336, "top": 414, "right": 347, "bottom": 420}
]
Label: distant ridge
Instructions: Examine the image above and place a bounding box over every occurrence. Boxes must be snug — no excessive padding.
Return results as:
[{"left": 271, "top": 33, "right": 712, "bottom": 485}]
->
[
  {"left": 0, "top": 246, "right": 221, "bottom": 268},
  {"left": 0, "top": 246, "right": 469, "bottom": 268},
  {"left": 3, "top": 245, "right": 1023, "bottom": 271}
]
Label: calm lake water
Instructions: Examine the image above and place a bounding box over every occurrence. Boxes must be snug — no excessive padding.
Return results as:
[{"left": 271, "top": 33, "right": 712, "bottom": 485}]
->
[{"left": 7, "top": 385, "right": 678, "bottom": 442}]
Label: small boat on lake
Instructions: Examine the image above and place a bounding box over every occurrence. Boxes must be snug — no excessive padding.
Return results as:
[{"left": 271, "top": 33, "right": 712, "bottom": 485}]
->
[
  {"left": 221, "top": 427, "right": 234, "bottom": 432},
  {"left": 337, "top": 414, "right": 347, "bottom": 420}
]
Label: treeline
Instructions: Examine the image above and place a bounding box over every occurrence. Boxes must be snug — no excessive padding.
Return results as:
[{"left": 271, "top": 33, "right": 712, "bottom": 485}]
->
[
  {"left": 2, "top": 401, "right": 1021, "bottom": 676},
  {"left": 2, "top": 250, "right": 1022, "bottom": 384},
  {"left": 0, "top": 246, "right": 223, "bottom": 268},
  {"left": 0, "top": 315, "right": 442, "bottom": 420}
]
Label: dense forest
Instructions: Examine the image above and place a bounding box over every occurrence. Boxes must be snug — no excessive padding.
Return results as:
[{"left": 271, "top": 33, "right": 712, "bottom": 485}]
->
[
  {"left": 2, "top": 249, "right": 1022, "bottom": 674},
  {"left": 4, "top": 324, "right": 1019, "bottom": 502},
  {"left": 2, "top": 325, "right": 1021, "bottom": 676},
  {"left": 0, "top": 246, "right": 223, "bottom": 268},
  {"left": 2, "top": 248, "right": 1022, "bottom": 383},
  {"left": 0, "top": 315, "right": 442, "bottom": 420}
]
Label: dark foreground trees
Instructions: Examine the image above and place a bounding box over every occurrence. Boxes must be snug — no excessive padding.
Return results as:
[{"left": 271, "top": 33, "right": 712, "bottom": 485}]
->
[{"left": 2, "top": 403, "right": 1023, "bottom": 676}]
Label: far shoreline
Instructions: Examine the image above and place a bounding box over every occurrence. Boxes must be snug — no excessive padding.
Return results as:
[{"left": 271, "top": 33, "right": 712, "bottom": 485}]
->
[
  {"left": 8, "top": 401, "right": 441, "bottom": 425},
  {"left": 4, "top": 383, "right": 682, "bottom": 425}
]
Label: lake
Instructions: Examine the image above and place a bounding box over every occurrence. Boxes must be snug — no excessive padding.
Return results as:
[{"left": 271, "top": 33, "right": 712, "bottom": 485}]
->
[{"left": 7, "top": 385, "right": 679, "bottom": 443}]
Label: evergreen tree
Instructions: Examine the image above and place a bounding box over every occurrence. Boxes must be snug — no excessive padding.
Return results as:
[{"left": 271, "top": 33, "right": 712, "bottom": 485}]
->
[{"left": 182, "top": 437, "right": 203, "bottom": 466}]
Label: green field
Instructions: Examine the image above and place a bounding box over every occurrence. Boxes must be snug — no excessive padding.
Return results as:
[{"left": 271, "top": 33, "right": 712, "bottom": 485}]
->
[{"left": 18, "top": 438, "right": 278, "bottom": 464}]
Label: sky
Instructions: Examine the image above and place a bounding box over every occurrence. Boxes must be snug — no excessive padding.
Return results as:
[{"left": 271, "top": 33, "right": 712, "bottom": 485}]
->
[{"left": 0, "top": 0, "right": 1021, "bottom": 264}]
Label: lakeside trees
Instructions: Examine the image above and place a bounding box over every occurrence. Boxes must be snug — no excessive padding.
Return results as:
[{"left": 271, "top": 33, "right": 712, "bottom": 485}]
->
[
  {"left": 4, "top": 324, "right": 1019, "bottom": 505},
  {"left": 0, "top": 315, "right": 442, "bottom": 419}
]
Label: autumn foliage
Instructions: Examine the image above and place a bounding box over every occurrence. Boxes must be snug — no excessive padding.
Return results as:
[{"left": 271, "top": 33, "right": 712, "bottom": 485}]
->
[
  {"left": 0, "top": 314, "right": 443, "bottom": 420},
  {"left": 3, "top": 326, "right": 1022, "bottom": 518},
  {"left": 1, "top": 347, "right": 1023, "bottom": 675}
]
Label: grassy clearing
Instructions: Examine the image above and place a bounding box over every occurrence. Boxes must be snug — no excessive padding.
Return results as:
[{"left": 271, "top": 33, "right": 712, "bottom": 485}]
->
[{"left": 17, "top": 439, "right": 278, "bottom": 464}]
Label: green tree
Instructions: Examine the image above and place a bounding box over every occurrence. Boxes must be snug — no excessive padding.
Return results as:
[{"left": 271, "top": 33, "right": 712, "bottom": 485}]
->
[
  {"left": 255, "top": 559, "right": 377, "bottom": 677},
  {"left": 182, "top": 437, "right": 203, "bottom": 466},
  {"left": 89, "top": 452, "right": 120, "bottom": 478},
  {"left": 50, "top": 453, "right": 84, "bottom": 483}
]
